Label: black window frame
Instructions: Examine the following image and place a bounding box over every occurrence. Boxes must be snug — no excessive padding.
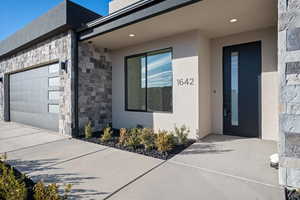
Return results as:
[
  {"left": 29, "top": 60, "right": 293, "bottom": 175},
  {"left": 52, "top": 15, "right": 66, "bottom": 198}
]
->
[{"left": 125, "top": 47, "right": 173, "bottom": 113}]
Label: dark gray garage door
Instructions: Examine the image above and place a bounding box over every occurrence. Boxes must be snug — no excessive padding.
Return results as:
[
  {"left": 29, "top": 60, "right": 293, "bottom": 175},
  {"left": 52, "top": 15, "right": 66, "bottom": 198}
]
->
[{"left": 9, "top": 63, "right": 60, "bottom": 131}]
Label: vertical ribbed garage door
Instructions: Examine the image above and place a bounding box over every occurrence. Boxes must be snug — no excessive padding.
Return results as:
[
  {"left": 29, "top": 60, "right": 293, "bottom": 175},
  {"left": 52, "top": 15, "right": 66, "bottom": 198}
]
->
[{"left": 9, "top": 63, "right": 60, "bottom": 131}]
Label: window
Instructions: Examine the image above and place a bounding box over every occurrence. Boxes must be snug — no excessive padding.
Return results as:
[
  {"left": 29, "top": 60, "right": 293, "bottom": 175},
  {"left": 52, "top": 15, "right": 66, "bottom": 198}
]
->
[
  {"left": 231, "top": 52, "right": 239, "bottom": 126},
  {"left": 48, "top": 104, "right": 59, "bottom": 114},
  {"left": 48, "top": 63, "right": 60, "bottom": 74},
  {"left": 48, "top": 77, "right": 60, "bottom": 87},
  {"left": 48, "top": 91, "right": 60, "bottom": 100},
  {"left": 125, "top": 48, "right": 173, "bottom": 112}
]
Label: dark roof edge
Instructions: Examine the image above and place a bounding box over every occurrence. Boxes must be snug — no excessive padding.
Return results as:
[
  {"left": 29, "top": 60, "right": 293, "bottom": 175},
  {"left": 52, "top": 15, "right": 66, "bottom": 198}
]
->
[
  {"left": 78, "top": 0, "right": 202, "bottom": 41},
  {"left": 0, "top": 26, "right": 71, "bottom": 60},
  {"left": 78, "top": 0, "right": 156, "bottom": 31},
  {"left": 0, "top": 0, "right": 101, "bottom": 60}
]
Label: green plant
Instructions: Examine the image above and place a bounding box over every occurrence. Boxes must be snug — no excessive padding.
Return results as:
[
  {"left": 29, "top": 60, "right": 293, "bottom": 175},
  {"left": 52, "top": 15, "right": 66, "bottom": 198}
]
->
[
  {"left": 100, "top": 127, "right": 113, "bottom": 143},
  {"left": 33, "top": 181, "right": 72, "bottom": 200},
  {"left": 173, "top": 125, "right": 190, "bottom": 145},
  {"left": 140, "top": 128, "right": 156, "bottom": 150},
  {"left": 118, "top": 128, "right": 127, "bottom": 145},
  {"left": 85, "top": 121, "right": 93, "bottom": 139},
  {"left": 0, "top": 162, "right": 27, "bottom": 200},
  {"left": 124, "top": 128, "right": 142, "bottom": 149},
  {"left": 155, "top": 131, "right": 175, "bottom": 153}
]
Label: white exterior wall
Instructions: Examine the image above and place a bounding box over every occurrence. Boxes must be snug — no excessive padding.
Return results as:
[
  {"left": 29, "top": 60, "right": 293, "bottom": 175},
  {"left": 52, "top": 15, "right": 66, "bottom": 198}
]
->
[
  {"left": 111, "top": 28, "right": 278, "bottom": 140},
  {"left": 111, "top": 31, "right": 201, "bottom": 138},
  {"left": 211, "top": 27, "right": 279, "bottom": 141},
  {"left": 109, "top": 0, "right": 140, "bottom": 14},
  {"left": 198, "top": 34, "right": 212, "bottom": 138}
]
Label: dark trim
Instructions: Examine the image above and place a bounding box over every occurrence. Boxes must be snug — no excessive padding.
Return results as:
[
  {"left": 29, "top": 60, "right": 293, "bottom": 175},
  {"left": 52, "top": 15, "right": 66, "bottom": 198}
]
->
[
  {"left": 124, "top": 47, "right": 173, "bottom": 113},
  {"left": 73, "top": 32, "right": 79, "bottom": 137},
  {"left": 0, "top": 27, "right": 70, "bottom": 60},
  {"left": 0, "top": 0, "right": 101, "bottom": 59},
  {"left": 4, "top": 74, "right": 10, "bottom": 121},
  {"left": 78, "top": 0, "right": 201, "bottom": 41}
]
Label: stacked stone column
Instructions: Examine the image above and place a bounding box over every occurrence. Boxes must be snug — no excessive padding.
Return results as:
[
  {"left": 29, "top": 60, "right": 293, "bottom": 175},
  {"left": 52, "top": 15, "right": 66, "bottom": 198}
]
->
[{"left": 279, "top": 0, "right": 300, "bottom": 188}]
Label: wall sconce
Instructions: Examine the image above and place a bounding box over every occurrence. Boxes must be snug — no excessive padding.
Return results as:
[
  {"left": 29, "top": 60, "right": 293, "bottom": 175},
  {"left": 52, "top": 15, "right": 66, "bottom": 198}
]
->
[{"left": 60, "top": 61, "right": 67, "bottom": 73}]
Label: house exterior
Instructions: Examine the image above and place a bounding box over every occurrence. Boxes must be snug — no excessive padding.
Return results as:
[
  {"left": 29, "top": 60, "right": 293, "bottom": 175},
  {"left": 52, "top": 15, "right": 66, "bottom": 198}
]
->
[{"left": 0, "top": 0, "right": 300, "bottom": 189}]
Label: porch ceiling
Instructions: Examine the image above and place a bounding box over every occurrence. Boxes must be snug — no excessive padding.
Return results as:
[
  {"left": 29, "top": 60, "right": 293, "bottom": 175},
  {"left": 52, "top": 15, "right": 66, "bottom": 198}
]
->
[{"left": 87, "top": 0, "right": 277, "bottom": 50}]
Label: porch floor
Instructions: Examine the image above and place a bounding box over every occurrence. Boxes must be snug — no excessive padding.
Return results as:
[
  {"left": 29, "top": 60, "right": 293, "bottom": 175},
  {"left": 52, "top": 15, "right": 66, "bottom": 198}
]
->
[{"left": 108, "top": 134, "right": 284, "bottom": 200}]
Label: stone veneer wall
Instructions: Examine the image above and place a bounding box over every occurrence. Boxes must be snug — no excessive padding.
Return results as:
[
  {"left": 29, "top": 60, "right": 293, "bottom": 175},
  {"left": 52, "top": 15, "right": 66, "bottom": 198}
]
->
[
  {"left": 279, "top": 0, "right": 300, "bottom": 188},
  {"left": 0, "top": 31, "right": 75, "bottom": 136},
  {"left": 78, "top": 42, "right": 112, "bottom": 134}
]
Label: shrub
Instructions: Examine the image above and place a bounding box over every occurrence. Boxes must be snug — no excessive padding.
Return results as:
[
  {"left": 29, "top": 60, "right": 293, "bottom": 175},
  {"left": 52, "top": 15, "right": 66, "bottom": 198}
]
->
[
  {"left": 124, "top": 128, "right": 142, "bottom": 149},
  {"left": 0, "top": 162, "right": 27, "bottom": 200},
  {"left": 140, "top": 128, "right": 156, "bottom": 150},
  {"left": 100, "top": 127, "right": 113, "bottom": 143},
  {"left": 173, "top": 125, "right": 190, "bottom": 145},
  {"left": 118, "top": 128, "right": 127, "bottom": 145},
  {"left": 85, "top": 121, "right": 93, "bottom": 139},
  {"left": 33, "top": 181, "right": 72, "bottom": 200},
  {"left": 155, "top": 131, "right": 175, "bottom": 153}
]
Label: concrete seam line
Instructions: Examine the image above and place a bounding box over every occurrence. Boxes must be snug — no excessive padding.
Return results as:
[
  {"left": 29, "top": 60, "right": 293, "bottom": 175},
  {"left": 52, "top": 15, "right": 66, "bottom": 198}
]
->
[
  {"left": 169, "top": 160, "right": 281, "bottom": 189},
  {"left": 0, "top": 126, "right": 31, "bottom": 131},
  {"left": 47, "top": 147, "right": 111, "bottom": 167},
  {"left": 2, "top": 138, "right": 69, "bottom": 154},
  {"left": 0, "top": 130, "right": 44, "bottom": 141},
  {"left": 104, "top": 160, "right": 168, "bottom": 200}
]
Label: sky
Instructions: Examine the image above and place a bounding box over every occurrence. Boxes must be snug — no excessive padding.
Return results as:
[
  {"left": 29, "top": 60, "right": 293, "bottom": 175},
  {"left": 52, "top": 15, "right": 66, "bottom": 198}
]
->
[{"left": 0, "top": 0, "right": 111, "bottom": 41}]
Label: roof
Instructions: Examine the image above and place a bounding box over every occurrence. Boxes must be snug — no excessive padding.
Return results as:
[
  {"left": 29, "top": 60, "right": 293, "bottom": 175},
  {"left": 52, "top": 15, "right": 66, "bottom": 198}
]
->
[
  {"left": 78, "top": 0, "right": 201, "bottom": 41},
  {"left": 0, "top": 0, "right": 101, "bottom": 59}
]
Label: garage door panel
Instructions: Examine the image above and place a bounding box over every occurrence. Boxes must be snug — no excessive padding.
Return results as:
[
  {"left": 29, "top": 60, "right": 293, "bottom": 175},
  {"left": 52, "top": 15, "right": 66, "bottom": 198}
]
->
[
  {"left": 9, "top": 65, "right": 59, "bottom": 131},
  {"left": 10, "top": 111, "right": 59, "bottom": 131}
]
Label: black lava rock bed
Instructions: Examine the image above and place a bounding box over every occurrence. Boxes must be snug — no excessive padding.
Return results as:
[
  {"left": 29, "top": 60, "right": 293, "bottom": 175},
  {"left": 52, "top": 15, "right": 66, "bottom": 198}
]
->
[
  {"left": 286, "top": 188, "right": 300, "bottom": 200},
  {"left": 78, "top": 130, "right": 195, "bottom": 160}
]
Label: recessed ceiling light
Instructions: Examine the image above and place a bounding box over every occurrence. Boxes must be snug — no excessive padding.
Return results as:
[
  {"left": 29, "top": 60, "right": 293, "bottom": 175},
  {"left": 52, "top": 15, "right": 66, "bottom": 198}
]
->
[
  {"left": 230, "top": 18, "right": 238, "bottom": 23},
  {"left": 129, "top": 34, "right": 136, "bottom": 37}
]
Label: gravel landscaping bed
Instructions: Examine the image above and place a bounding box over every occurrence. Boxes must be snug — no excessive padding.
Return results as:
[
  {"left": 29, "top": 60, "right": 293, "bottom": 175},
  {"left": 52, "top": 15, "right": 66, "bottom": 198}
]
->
[{"left": 78, "top": 130, "right": 195, "bottom": 160}]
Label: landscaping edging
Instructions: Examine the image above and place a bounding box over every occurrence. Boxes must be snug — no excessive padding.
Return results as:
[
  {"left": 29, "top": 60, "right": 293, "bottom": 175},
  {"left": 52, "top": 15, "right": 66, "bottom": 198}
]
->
[{"left": 78, "top": 130, "right": 195, "bottom": 160}]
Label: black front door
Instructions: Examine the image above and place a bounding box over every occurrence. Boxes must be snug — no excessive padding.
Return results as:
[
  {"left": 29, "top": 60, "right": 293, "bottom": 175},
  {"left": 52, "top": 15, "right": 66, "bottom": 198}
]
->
[{"left": 223, "top": 41, "right": 261, "bottom": 138}]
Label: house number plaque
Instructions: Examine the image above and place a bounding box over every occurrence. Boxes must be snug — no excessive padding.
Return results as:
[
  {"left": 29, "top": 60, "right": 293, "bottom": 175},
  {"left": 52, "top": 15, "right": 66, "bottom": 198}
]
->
[{"left": 176, "top": 78, "right": 195, "bottom": 86}]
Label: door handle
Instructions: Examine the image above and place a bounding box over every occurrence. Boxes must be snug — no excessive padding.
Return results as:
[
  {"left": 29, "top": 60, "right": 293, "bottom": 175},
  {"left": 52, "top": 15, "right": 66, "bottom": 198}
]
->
[{"left": 224, "top": 108, "right": 231, "bottom": 118}]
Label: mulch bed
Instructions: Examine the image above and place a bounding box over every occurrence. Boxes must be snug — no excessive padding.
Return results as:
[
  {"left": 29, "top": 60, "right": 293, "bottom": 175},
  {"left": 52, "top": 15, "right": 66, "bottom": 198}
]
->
[
  {"left": 286, "top": 188, "right": 300, "bottom": 200},
  {"left": 78, "top": 130, "right": 195, "bottom": 160}
]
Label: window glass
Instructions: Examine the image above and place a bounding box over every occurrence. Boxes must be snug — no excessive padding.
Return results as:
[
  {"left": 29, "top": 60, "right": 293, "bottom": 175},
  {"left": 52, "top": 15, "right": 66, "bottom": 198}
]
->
[
  {"left": 231, "top": 52, "right": 239, "bottom": 126},
  {"left": 126, "top": 55, "right": 146, "bottom": 110},
  {"left": 48, "top": 104, "right": 59, "bottom": 114},
  {"left": 48, "top": 91, "right": 60, "bottom": 100},
  {"left": 146, "top": 50, "right": 172, "bottom": 112},
  {"left": 125, "top": 48, "right": 173, "bottom": 112},
  {"left": 49, "top": 63, "right": 60, "bottom": 74},
  {"left": 48, "top": 77, "right": 60, "bottom": 87}
]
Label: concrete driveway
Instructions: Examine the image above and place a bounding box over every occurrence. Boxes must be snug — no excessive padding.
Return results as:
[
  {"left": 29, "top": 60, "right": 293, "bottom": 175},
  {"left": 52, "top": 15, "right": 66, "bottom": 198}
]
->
[{"left": 0, "top": 121, "right": 285, "bottom": 200}]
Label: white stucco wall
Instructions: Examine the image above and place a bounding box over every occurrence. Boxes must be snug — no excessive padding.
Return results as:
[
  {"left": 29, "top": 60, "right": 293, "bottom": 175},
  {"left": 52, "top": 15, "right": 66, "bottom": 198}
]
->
[
  {"left": 111, "top": 31, "right": 201, "bottom": 138},
  {"left": 211, "top": 27, "right": 279, "bottom": 141},
  {"left": 198, "top": 34, "right": 212, "bottom": 138}
]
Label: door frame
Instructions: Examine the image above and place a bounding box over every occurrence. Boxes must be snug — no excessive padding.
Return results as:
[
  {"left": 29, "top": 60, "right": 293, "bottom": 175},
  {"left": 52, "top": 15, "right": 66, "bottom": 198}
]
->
[{"left": 222, "top": 41, "right": 262, "bottom": 138}]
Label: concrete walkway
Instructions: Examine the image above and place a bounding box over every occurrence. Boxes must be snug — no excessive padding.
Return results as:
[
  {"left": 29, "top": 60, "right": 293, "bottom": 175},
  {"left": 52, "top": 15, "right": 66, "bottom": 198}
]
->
[{"left": 0, "top": 122, "right": 285, "bottom": 200}]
